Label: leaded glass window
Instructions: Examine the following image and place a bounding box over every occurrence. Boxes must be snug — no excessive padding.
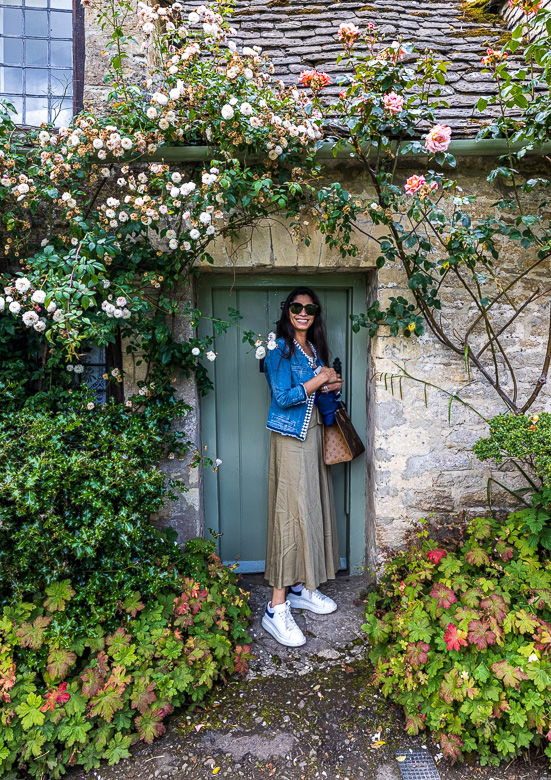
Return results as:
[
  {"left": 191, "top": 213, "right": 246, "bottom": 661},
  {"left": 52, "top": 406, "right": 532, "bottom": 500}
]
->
[
  {"left": 78, "top": 345, "right": 108, "bottom": 403},
  {"left": 0, "top": 0, "right": 76, "bottom": 126}
]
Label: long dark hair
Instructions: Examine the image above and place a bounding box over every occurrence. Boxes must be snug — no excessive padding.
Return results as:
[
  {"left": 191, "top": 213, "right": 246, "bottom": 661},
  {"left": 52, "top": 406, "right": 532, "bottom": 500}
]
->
[{"left": 276, "top": 286, "right": 330, "bottom": 366}]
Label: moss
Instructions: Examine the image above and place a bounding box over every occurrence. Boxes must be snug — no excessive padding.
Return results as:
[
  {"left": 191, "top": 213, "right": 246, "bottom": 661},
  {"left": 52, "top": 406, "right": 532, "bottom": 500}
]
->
[
  {"left": 285, "top": 6, "right": 325, "bottom": 13},
  {"left": 267, "top": 0, "right": 290, "bottom": 6},
  {"left": 357, "top": 4, "right": 376, "bottom": 10},
  {"left": 459, "top": 0, "right": 504, "bottom": 25},
  {"left": 409, "top": 10, "right": 431, "bottom": 16}
]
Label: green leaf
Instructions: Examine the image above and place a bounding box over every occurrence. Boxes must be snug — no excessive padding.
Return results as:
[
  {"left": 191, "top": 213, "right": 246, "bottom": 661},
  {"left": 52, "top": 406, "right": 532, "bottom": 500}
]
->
[
  {"left": 15, "top": 693, "right": 45, "bottom": 730},
  {"left": 15, "top": 615, "right": 52, "bottom": 649},
  {"left": 104, "top": 732, "right": 132, "bottom": 765},
  {"left": 44, "top": 580, "right": 76, "bottom": 612}
]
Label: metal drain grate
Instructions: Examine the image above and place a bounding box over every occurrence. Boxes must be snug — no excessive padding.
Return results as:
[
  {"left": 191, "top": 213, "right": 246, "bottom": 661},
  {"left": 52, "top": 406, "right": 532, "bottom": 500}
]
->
[{"left": 395, "top": 750, "right": 441, "bottom": 780}]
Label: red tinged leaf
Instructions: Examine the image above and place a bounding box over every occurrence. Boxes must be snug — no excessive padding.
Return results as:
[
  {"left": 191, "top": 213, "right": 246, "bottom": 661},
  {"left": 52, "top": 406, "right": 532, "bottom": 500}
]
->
[
  {"left": 40, "top": 682, "right": 70, "bottom": 712},
  {"left": 441, "top": 733, "right": 463, "bottom": 764},
  {"left": 46, "top": 648, "right": 77, "bottom": 681},
  {"left": 404, "top": 642, "right": 430, "bottom": 669},
  {"left": 480, "top": 594, "right": 508, "bottom": 624},
  {"left": 467, "top": 619, "right": 497, "bottom": 650},
  {"left": 15, "top": 616, "right": 52, "bottom": 649},
  {"left": 443, "top": 623, "right": 468, "bottom": 651},
  {"left": 88, "top": 683, "right": 124, "bottom": 722},
  {"left": 465, "top": 546, "right": 490, "bottom": 566},
  {"left": 427, "top": 548, "right": 447, "bottom": 564},
  {"left": 405, "top": 712, "right": 426, "bottom": 735},
  {"left": 80, "top": 666, "right": 106, "bottom": 698},
  {"left": 130, "top": 680, "right": 157, "bottom": 714},
  {"left": 491, "top": 660, "right": 529, "bottom": 689},
  {"left": 496, "top": 540, "right": 513, "bottom": 561},
  {"left": 430, "top": 583, "right": 457, "bottom": 609},
  {"left": 461, "top": 587, "right": 484, "bottom": 608},
  {"left": 492, "top": 693, "right": 510, "bottom": 719},
  {"left": 136, "top": 708, "right": 166, "bottom": 744},
  {"left": 439, "top": 669, "right": 464, "bottom": 704}
]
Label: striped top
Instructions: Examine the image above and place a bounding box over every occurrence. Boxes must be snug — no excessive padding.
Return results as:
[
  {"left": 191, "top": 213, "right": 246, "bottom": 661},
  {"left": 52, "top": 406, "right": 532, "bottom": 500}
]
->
[{"left": 294, "top": 339, "right": 318, "bottom": 440}]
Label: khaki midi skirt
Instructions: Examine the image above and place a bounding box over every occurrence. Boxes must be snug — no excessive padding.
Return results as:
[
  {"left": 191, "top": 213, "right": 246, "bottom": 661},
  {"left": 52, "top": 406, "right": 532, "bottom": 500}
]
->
[{"left": 265, "top": 405, "right": 341, "bottom": 591}]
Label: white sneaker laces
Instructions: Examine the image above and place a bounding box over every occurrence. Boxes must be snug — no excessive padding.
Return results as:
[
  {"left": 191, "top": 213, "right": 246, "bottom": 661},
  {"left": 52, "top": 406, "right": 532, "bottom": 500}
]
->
[{"left": 282, "top": 603, "right": 297, "bottom": 631}]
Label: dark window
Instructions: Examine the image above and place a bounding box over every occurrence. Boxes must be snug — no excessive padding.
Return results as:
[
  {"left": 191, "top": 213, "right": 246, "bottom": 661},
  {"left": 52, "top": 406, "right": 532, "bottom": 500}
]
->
[{"left": 0, "top": 0, "right": 84, "bottom": 126}]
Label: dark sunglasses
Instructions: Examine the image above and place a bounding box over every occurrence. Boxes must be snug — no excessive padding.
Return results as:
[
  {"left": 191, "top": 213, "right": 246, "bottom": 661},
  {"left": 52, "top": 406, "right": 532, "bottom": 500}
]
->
[{"left": 289, "top": 302, "right": 319, "bottom": 316}]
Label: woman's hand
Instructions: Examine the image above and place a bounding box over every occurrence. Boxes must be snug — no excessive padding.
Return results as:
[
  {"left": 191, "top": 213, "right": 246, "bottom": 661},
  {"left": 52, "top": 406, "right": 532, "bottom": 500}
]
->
[
  {"left": 321, "top": 378, "right": 343, "bottom": 394},
  {"left": 303, "top": 367, "right": 340, "bottom": 397}
]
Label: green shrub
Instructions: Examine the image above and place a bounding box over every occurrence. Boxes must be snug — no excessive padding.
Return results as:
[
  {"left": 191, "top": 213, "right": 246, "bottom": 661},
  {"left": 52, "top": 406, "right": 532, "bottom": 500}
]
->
[
  {"left": 0, "top": 390, "right": 194, "bottom": 635},
  {"left": 0, "top": 538, "right": 251, "bottom": 779},
  {"left": 474, "top": 412, "right": 551, "bottom": 550},
  {"left": 364, "top": 515, "right": 551, "bottom": 766}
]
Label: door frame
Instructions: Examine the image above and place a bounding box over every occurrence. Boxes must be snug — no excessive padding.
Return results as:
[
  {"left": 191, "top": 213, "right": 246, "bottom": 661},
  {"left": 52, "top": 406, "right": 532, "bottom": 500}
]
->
[{"left": 198, "top": 273, "right": 369, "bottom": 577}]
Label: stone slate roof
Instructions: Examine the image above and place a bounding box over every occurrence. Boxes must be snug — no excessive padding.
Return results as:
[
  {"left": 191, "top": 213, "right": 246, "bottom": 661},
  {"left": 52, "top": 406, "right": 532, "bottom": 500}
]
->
[{"left": 229, "top": 0, "right": 509, "bottom": 137}]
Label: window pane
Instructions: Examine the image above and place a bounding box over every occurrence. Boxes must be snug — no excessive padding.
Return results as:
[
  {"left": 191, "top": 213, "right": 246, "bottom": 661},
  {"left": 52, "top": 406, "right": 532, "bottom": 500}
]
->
[
  {"left": 25, "top": 0, "right": 48, "bottom": 6},
  {"left": 50, "top": 11, "right": 70, "bottom": 38},
  {"left": 51, "top": 0, "right": 72, "bottom": 9},
  {"left": 1, "top": 37, "right": 23, "bottom": 65},
  {"left": 0, "top": 66, "right": 22, "bottom": 92},
  {"left": 0, "top": 0, "right": 23, "bottom": 5},
  {"left": 25, "top": 9, "right": 48, "bottom": 37},
  {"left": 26, "top": 94, "right": 48, "bottom": 124},
  {"left": 26, "top": 68, "right": 49, "bottom": 95},
  {"left": 3, "top": 8, "right": 23, "bottom": 35},
  {"left": 5, "top": 94, "right": 22, "bottom": 118},
  {"left": 51, "top": 38, "right": 71, "bottom": 67},
  {"left": 51, "top": 96, "right": 71, "bottom": 126},
  {"left": 51, "top": 68, "right": 72, "bottom": 96},
  {"left": 26, "top": 38, "right": 48, "bottom": 66}
]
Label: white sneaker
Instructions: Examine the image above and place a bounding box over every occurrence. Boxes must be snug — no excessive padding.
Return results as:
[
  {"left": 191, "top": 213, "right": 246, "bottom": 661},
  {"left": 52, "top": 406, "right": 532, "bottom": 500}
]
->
[
  {"left": 261, "top": 600, "right": 306, "bottom": 647},
  {"left": 287, "top": 587, "right": 337, "bottom": 615}
]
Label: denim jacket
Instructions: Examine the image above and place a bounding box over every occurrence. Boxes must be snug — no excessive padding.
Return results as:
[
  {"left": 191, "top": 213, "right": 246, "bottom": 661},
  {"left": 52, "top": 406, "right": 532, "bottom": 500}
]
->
[{"left": 264, "top": 337, "right": 320, "bottom": 441}]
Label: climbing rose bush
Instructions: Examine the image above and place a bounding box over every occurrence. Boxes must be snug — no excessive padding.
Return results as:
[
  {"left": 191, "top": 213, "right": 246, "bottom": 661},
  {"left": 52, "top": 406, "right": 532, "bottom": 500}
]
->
[{"left": 364, "top": 515, "right": 551, "bottom": 766}]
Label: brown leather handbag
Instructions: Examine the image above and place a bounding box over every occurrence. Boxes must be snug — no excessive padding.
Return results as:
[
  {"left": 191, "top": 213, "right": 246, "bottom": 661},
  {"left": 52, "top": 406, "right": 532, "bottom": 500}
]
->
[{"left": 323, "top": 403, "right": 365, "bottom": 465}]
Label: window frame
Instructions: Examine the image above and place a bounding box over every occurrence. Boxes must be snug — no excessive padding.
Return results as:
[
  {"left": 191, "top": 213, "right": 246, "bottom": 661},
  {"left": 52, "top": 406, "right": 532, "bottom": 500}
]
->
[{"left": 0, "top": 0, "right": 85, "bottom": 126}]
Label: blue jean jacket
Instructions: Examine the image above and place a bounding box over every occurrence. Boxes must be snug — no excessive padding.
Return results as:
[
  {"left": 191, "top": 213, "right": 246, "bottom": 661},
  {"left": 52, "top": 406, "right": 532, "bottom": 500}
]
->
[{"left": 264, "top": 338, "right": 316, "bottom": 441}]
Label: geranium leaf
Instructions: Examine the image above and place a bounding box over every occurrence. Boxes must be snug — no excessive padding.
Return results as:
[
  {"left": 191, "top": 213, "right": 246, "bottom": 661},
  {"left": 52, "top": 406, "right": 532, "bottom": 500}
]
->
[
  {"left": 465, "top": 546, "right": 490, "bottom": 566},
  {"left": 404, "top": 712, "right": 426, "bottom": 735},
  {"left": 440, "top": 733, "right": 464, "bottom": 763},
  {"left": 404, "top": 642, "right": 430, "bottom": 669},
  {"left": 480, "top": 594, "right": 508, "bottom": 624},
  {"left": 130, "top": 679, "right": 157, "bottom": 714},
  {"left": 15, "top": 693, "right": 45, "bottom": 730},
  {"left": 46, "top": 648, "right": 77, "bottom": 680},
  {"left": 439, "top": 669, "right": 464, "bottom": 704},
  {"left": 430, "top": 583, "right": 457, "bottom": 609},
  {"left": 491, "top": 660, "right": 529, "bottom": 688},
  {"left": 15, "top": 615, "right": 52, "bottom": 649},
  {"left": 461, "top": 587, "right": 484, "bottom": 608},
  {"left": 513, "top": 609, "right": 539, "bottom": 634},
  {"left": 89, "top": 684, "right": 124, "bottom": 722},
  {"left": 122, "top": 591, "right": 145, "bottom": 617},
  {"left": 44, "top": 579, "right": 75, "bottom": 612},
  {"left": 104, "top": 732, "right": 132, "bottom": 765},
  {"left": 443, "top": 623, "right": 468, "bottom": 651},
  {"left": 467, "top": 619, "right": 497, "bottom": 650},
  {"left": 136, "top": 708, "right": 167, "bottom": 744}
]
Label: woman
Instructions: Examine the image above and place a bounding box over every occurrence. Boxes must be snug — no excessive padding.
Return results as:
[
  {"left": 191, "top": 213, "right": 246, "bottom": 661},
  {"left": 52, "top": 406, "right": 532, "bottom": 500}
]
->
[{"left": 261, "top": 287, "right": 343, "bottom": 647}]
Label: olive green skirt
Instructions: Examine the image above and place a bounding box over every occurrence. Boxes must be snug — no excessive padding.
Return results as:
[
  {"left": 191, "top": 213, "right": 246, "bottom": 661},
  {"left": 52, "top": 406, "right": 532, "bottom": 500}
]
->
[{"left": 265, "top": 405, "right": 341, "bottom": 591}]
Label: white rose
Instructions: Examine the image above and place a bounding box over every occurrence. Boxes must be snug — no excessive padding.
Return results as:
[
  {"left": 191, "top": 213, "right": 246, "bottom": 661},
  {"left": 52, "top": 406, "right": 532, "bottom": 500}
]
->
[
  {"left": 189, "top": 228, "right": 200, "bottom": 240},
  {"left": 113, "top": 308, "right": 124, "bottom": 318},
  {"left": 188, "top": 11, "right": 200, "bottom": 22},
  {"left": 34, "top": 320, "right": 46, "bottom": 332},
  {"left": 15, "top": 277, "right": 31, "bottom": 293},
  {"left": 215, "top": 458, "right": 222, "bottom": 466},
  {"left": 192, "top": 347, "right": 201, "bottom": 356},
  {"left": 199, "top": 212, "right": 211, "bottom": 224},
  {"left": 121, "top": 137, "right": 132, "bottom": 149},
  {"left": 268, "top": 331, "right": 276, "bottom": 340},
  {"left": 169, "top": 239, "right": 178, "bottom": 249},
  {"left": 171, "top": 172, "right": 182, "bottom": 183},
  {"left": 53, "top": 309, "right": 64, "bottom": 322},
  {"left": 116, "top": 296, "right": 127, "bottom": 307},
  {"left": 267, "top": 340, "right": 277, "bottom": 350},
  {"left": 22, "top": 310, "right": 39, "bottom": 327},
  {"left": 47, "top": 301, "right": 57, "bottom": 313},
  {"left": 73, "top": 364, "right": 84, "bottom": 374},
  {"left": 221, "top": 104, "right": 234, "bottom": 120},
  {"left": 122, "top": 308, "right": 131, "bottom": 319},
  {"left": 169, "top": 88, "right": 180, "bottom": 100},
  {"left": 243, "top": 68, "right": 254, "bottom": 80},
  {"left": 8, "top": 301, "right": 21, "bottom": 314},
  {"left": 255, "top": 345, "right": 267, "bottom": 359},
  {"left": 0, "top": 297, "right": 4, "bottom": 311},
  {"left": 206, "top": 351, "right": 216, "bottom": 361},
  {"left": 93, "top": 138, "right": 104, "bottom": 149},
  {"left": 243, "top": 46, "right": 255, "bottom": 56},
  {"left": 240, "top": 102, "right": 253, "bottom": 116},
  {"left": 146, "top": 107, "right": 157, "bottom": 119},
  {"left": 31, "top": 290, "right": 46, "bottom": 304}
]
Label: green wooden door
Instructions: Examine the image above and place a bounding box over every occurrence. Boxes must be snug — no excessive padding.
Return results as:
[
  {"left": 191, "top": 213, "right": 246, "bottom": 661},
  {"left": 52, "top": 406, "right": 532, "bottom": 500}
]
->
[{"left": 198, "top": 274, "right": 367, "bottom": 575}]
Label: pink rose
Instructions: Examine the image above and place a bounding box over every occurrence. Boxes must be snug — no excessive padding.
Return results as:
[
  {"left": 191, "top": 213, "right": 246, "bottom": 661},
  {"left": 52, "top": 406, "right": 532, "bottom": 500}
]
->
[
  {"left": 338, "top": 22, "right": 361, "bottom": 48},
  {"left": 424, "top": 124, "right": 452, "bottom": 154},
  {"left": 383, "top": 91, "right": 404, "bottom": 115},
  {"left": 404, "top": 174, "right": 426, "bottom": 195}
]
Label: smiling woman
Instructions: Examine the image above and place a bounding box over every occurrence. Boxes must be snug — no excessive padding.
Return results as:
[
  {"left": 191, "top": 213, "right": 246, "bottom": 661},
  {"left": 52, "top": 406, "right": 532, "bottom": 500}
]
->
[{"left": 261, "top": 286, "right": 344, "bottom": 648}]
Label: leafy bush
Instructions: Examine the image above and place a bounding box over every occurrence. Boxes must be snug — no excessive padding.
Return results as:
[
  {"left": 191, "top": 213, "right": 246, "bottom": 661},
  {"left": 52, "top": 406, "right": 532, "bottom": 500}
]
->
[
  {"left": 0, "top": 390, "right": 193, "bottom": 635},
  {"left": 474, "top": 412, "right": 551, "bottom": 550},
  {"left": 364, "top": 515, "right": 551, "bottom": 766},
  {"left": 0, "top": 538, "right": 251, "bottom": 779}
]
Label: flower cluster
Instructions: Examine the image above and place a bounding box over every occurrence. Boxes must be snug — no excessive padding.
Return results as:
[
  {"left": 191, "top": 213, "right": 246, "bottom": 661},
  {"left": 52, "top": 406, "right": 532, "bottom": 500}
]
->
[
  {"left": 508, "top": 0, "right": 542, "bottom": 13},
  {"left": 298, "top": 69, "right": 332, "bottom": 96},
  {"left": 404, "top": 175, "right": 438, "bottom": 198},
  {"left": 254, "top": 331, "right": 278, "bottom": 360},
  {"left": 338, "top": 21, "right": 361, "bottom": 51},
  {"left": 0, "top": 276, "right": 58, "bottom": 333},
  {"left": 481, "top": 48, "right": 509, "bottom": 68}
]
